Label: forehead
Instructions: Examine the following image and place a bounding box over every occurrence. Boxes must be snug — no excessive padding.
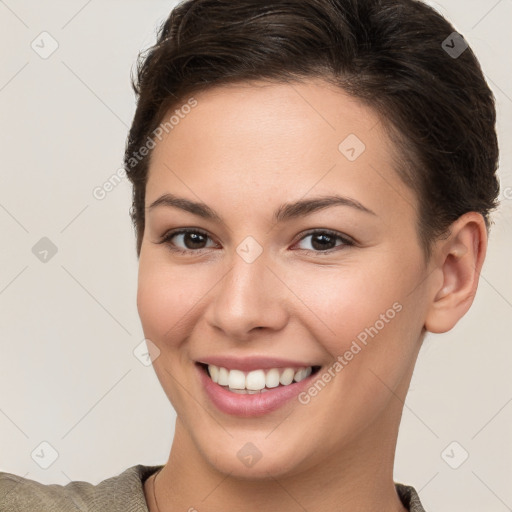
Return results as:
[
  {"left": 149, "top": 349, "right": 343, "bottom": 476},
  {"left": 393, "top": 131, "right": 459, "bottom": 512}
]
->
[{"left": 146, "top": 78, "right": 417, "bottom": 223}]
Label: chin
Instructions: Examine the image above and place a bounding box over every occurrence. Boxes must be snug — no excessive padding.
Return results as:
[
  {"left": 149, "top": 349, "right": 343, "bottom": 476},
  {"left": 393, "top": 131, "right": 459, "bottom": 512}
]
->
[{"left": 195, "top": 433, "right": 318, "bottom": 481}]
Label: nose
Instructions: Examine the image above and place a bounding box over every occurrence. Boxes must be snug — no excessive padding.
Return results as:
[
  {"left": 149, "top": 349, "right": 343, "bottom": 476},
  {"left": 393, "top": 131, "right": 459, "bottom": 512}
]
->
[{"left": 206, "top": 247, "right": 289, "bottom": 341}]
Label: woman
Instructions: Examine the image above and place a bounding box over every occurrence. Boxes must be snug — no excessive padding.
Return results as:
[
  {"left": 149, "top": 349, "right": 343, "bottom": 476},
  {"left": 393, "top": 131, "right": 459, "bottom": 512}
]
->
[{"left": 0, "top": 0, "right": 500, "bottom": 511}]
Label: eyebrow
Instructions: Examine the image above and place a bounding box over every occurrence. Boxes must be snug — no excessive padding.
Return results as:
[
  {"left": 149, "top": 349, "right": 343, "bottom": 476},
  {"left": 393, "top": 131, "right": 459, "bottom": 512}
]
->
[{"left": 147, "top": 192, "right": 377, "bottom": 223}]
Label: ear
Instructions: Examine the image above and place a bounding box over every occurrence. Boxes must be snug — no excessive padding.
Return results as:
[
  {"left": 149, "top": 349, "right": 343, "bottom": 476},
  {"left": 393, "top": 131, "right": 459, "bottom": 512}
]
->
[{"left": 424, "top": 212, "right": 488, "bottom": 334}]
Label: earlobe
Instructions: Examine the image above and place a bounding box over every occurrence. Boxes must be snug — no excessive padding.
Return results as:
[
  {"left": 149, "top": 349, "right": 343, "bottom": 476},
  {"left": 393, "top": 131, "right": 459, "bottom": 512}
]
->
[{"left": 424, "top": 212, "right": 487, "bottom": 334}]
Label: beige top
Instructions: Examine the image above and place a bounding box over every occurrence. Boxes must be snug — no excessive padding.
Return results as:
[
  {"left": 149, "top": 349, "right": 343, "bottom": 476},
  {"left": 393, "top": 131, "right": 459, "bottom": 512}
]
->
[{"left": 0, "top": 464, "right": 426, "bottom": 511}]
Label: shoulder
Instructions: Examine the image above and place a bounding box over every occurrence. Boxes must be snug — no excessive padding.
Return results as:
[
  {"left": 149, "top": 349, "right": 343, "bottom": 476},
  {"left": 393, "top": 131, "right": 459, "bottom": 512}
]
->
[
  {"left": 0, "top": 470, "right": 80, "bottom": 511},
  {"left": 395, "top": 482, "right": 427, "bottom": 512},
  {"left": 0, "top": 464, "right": 163, "bottom": 512}
]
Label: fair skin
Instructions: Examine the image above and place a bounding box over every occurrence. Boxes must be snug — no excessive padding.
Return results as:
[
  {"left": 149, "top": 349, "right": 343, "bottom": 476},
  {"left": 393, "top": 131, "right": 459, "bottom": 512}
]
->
[{"left": 138, "top": 78, "right": 487, "bottom": 512}]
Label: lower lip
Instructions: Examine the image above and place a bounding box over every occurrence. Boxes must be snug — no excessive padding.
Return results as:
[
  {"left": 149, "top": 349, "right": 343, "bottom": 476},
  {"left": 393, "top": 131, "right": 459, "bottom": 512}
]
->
[{"left": 196, "top": 364, "right": 318, "bottom": 417}]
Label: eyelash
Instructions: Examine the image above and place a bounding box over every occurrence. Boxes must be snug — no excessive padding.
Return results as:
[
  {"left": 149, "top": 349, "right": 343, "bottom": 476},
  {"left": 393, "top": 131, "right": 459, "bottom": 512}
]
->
[{"left": 156, "top": 228, "right": 355, "bottom": 255}]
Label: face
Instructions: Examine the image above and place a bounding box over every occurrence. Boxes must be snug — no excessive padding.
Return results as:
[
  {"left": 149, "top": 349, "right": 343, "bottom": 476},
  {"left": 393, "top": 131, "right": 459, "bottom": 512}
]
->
[{"left": 137, "top": 78, "right": 433, "bottom": 479}]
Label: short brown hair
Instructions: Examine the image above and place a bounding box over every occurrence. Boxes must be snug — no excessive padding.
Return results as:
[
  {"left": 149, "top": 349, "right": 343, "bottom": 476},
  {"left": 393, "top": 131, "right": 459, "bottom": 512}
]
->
[{"left": 124, "top": 0, "right": 500, "bottom": 259}]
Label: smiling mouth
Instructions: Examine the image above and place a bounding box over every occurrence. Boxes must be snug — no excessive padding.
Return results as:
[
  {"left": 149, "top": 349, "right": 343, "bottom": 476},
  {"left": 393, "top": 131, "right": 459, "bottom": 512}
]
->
[{"left": 197, "top": 362, "right": 322, "bottom": 394}]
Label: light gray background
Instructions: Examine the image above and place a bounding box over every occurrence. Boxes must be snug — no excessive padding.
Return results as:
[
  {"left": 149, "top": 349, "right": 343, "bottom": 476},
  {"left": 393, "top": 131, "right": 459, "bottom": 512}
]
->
[{"left": 0, "top": 1, "right": 511, "bottom": 510}]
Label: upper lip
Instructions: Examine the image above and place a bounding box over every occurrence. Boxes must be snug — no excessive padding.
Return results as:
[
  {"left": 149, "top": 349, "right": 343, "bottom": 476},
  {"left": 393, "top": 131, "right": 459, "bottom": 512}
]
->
[{"left": 196, "top": 356, "right": 320, "bottom": 372}]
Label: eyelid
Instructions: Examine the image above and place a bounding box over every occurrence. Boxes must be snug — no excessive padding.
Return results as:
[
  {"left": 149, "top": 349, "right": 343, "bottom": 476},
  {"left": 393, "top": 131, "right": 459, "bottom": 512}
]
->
[
  {"left": 292, "top": 228, "right": 355, "bottom": 247},
  {"left": 156, "top": 227, "right": 219, "bottom": 251},
  {"left": 157, "top": 227, "right": 355, "bottom": 254}
]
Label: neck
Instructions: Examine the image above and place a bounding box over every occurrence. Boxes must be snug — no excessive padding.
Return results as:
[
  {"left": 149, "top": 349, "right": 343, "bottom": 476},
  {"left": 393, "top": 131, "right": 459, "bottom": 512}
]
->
[{"left": 149, "top": 401, "right": 409, "bottom": 512}]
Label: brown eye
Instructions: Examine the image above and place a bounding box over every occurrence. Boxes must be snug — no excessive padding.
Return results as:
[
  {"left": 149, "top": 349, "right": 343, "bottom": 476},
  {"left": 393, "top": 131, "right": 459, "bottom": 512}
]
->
[
  {"left": 158, "top": 229, "right": 217, "bottom": 254},
  {"left": 295, "top": 230, "right": 354, "bottom": 253}
]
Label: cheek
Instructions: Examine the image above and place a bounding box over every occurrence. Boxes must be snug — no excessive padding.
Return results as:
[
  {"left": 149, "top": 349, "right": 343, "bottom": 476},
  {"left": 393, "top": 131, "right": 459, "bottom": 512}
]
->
[
  {"left": 300, "top": 256, "right": 423, "bottom": 382},
  {"left": 293, "top": 268, "right": 421, "bottom": 434},
  {"left": 136, "top": 256, "right": 202, "bottom": 345},
  {"left": 136, "top": 257, "right": 205, "bottom": 411},
  {"left": 297, "top": 264, "right": 403, "bottom": 345}
]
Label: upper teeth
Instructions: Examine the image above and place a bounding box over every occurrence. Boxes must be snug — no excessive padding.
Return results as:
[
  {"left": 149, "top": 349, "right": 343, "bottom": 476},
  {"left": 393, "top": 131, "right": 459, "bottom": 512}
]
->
[{"left": 207, "top": 365, "right": 313, "bottom": 391}]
